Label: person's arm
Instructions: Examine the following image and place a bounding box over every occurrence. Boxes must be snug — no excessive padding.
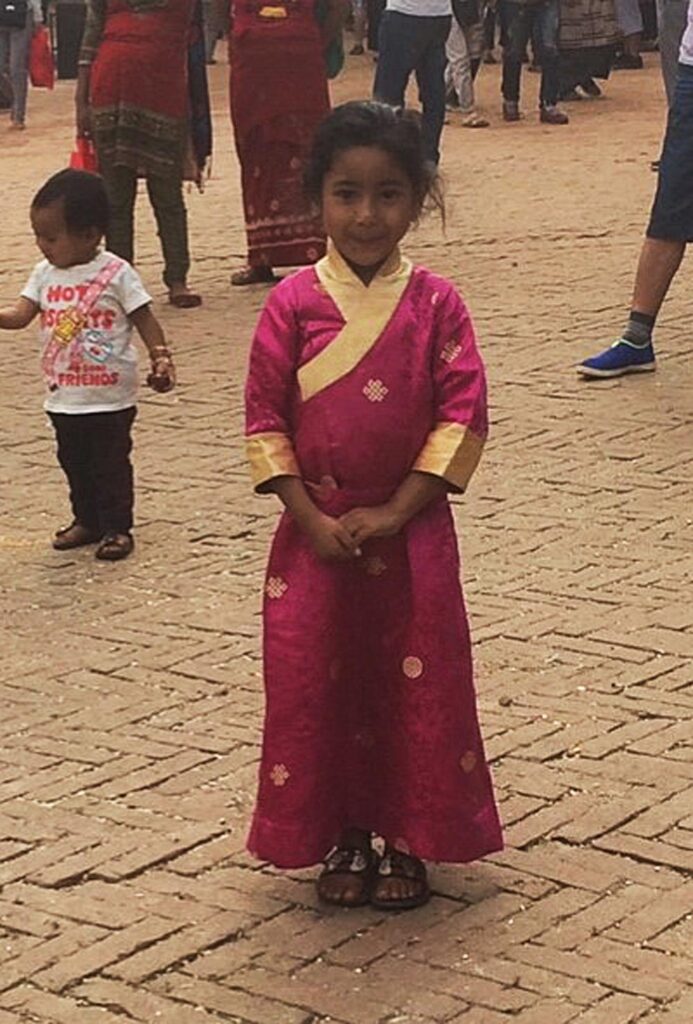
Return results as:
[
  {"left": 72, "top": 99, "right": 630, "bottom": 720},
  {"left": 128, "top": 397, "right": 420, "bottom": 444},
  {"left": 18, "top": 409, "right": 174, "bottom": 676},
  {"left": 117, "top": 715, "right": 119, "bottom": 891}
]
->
[
  {"left": 0, "top": 298, "right": 39, "bottom": 331},
  {"left": 340, "top": 285, "right": 488, "bottom": 546},
  {"left": 246, "top": 286, "right": 359, "bottom": 562},
  {"left": 271, "top": 476, "right": 360, "bottom": 561},
  {"left": 76, "top": 0, "right": 107, "bottom": 137},
  {"left": 129, "top": 305, "right": 176, "bottom": 393}
]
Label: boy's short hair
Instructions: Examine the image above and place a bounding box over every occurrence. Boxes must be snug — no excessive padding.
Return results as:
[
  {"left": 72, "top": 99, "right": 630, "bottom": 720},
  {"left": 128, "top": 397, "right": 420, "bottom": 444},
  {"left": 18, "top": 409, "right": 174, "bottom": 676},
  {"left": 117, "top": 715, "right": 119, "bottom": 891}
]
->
[{"left": 32, "top": 169, "right": 110, "bottom": 236}]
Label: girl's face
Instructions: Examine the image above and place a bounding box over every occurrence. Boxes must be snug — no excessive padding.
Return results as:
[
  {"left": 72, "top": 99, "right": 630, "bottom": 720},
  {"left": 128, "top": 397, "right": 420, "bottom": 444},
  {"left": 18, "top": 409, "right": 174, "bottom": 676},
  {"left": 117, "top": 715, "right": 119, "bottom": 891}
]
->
[{"left": 321, "top": 146, "right": 419, "bottom": 284}]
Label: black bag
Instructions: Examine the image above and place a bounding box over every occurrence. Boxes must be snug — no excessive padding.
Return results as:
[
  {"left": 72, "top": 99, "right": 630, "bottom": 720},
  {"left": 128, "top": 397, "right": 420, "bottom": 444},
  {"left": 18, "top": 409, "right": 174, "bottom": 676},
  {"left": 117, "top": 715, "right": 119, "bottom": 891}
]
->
[
  {"left": 452, "top": 0, "right": 480, "bottom": 28},
  {"left": 0, "top": 0, "right": 28, "bottom": 28}
]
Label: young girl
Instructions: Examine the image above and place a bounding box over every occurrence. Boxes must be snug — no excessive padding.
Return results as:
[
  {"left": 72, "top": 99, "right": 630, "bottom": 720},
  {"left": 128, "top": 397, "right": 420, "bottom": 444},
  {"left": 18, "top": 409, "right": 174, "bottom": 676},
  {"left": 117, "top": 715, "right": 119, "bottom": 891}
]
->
[
  {"left": 245, "top": 101, "right": 503, "bottom": 910},
  {"left": 0, "top": 169, "right": 175, "bottom": 560}
]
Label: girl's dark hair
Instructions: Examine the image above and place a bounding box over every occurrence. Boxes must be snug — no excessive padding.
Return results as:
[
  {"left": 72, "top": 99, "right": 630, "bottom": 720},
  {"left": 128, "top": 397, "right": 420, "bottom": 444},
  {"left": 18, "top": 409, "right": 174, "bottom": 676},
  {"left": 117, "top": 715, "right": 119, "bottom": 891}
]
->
[
  {"left": 305, "top": 101, "right": 444, "bottom": 219},
  {"left": 32, "top": 169, "right": 110, "bottom": 236}
]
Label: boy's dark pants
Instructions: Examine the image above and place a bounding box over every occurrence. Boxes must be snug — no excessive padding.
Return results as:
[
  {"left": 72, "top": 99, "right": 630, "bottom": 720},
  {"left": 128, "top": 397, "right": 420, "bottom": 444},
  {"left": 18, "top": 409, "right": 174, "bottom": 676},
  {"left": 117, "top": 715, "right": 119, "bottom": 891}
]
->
[{"left": 49, "top": 408, "right": 137, "bottom": 536}]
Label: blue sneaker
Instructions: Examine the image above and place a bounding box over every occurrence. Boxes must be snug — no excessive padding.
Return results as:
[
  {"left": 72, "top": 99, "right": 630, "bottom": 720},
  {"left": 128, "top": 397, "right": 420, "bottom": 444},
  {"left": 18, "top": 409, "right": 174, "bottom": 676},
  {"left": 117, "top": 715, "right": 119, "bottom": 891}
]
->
[{"left": 578, "top": 338, "right": 656, "bottom": 378}]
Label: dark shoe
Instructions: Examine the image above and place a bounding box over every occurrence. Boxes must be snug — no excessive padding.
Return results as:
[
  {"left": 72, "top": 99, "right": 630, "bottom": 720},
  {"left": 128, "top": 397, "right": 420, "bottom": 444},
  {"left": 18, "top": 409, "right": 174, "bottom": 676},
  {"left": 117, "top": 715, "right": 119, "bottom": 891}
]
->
[
  {"left": 540, "top": 104, "right": 569, "bottom": 125},
  {"left": 483, "top": 49, "right": 497, "bottom": 64},
  {"left": 95, "top": 532, "right": 134, "bottom": 561},
  {"left": 317, "top": 846, "right": 380, "bottom": 908},
  {"left": 370, "top": 850, "right": 431, "bottom": 911},
  {"left": 349, "top": 43, "right": 365, "bottom": 55},
  {"left": 52, "top": 521, "right": 100, "bottom": 550},
  {"left": 613, "top": 53, "right": 643, "bottom": 69},
  {"left": 502, "top": 100, "right": 521, "bottom": 122},
  {"left": 580, "top": 77, "right": 602, "bottom": 97}
]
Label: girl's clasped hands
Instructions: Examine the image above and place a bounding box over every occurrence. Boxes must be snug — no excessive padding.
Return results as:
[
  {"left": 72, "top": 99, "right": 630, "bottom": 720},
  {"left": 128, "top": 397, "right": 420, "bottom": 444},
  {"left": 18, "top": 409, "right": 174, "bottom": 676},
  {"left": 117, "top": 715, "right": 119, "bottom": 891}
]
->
[{"left": 303, "top": 504, "right": 404, "bottom": 562}]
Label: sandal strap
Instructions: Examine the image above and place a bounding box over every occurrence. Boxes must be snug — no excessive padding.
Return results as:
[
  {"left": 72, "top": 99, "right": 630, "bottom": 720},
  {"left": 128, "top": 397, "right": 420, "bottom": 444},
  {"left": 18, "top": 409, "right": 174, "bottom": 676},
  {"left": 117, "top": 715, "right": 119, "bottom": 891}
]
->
[
  {"left": 323, "top": 846, "right": 372, "bottom": 876},
  {"left": 379, "top": 850, "right": 426, "bottom": 880}
]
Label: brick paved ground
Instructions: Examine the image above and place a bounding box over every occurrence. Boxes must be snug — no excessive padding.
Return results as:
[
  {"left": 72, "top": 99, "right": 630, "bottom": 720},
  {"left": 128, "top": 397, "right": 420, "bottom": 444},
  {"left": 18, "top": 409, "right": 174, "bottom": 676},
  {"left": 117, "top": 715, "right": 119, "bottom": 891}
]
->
[{"left": 0, "top": 49, "right": 691, "bottom": 1024}]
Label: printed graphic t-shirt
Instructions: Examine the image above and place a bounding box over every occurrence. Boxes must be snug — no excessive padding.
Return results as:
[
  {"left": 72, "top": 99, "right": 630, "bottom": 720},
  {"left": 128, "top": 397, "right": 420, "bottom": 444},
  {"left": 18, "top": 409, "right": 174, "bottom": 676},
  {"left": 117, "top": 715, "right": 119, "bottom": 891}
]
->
[{"left": 22, "top": 251, "right": 152, "bottom": 415}]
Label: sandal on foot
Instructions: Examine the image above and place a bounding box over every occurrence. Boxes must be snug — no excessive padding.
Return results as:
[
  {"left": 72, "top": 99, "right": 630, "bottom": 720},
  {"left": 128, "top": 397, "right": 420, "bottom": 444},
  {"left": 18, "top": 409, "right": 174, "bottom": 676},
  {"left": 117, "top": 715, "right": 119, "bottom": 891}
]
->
[
  {"left": 370, "top": 850, "right": 430, "bottom": 911},
  {"left": 168, "top": 288, "right": 202, "bottom": 308},
  {"left": 52, "top": 521, "right": 100, "bottom": 550},
  {"left": 460, "top": 112, "right": 490, "bottom": 128},
  {"left": 95, "top": 532, "right": 134, "bottom": 561},
  {"left": 317, "top": 846, "right": 380, "bottom": 908},
  {"left": 231, "top": 265, "right": 278, "bottom": 287}
]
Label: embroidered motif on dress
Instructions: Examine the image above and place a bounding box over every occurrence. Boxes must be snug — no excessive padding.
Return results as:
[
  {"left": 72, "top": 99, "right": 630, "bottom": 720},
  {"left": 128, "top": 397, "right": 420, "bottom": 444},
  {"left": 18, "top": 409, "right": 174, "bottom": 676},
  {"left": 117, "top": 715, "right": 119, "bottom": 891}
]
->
[
  {"left": 270, "top": 763, "right": 290, "bottom": 786},
  {"left": 441, "top": 340, "right": 463, "bottom": 365},
  {"left": 402, "top": 656, "right": 424, "bottom": 679},
  {"left": 460, "top": 751, "right": 477, "bottom": 773},
  {"left": 363, "top": 379, "right": 389, "bottom": 403},
  {"left": 265, "top": 576, "right": 288, "bottom": 599}
]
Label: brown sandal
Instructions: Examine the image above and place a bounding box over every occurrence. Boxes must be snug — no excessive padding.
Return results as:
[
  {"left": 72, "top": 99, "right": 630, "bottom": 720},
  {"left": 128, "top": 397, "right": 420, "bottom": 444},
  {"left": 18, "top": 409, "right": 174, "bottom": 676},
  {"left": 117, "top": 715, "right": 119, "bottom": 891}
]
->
[
  {"left": 168, "top": 285, "right": 202, "bottom": 308},
  {"left": 317, "top": 846, "right": 380, "bottom": 908},
  {"left": 52, "top": 521, "right": 100, "bottom": 550},
  {"left": 95, "top": 532, "right": 134, "bottom": 561},
  {"left": 230, "top": 265, "right": 278, "bottom": 287},
  {"left": 370, "top": 850, "right": 430, "bottom": 911}
]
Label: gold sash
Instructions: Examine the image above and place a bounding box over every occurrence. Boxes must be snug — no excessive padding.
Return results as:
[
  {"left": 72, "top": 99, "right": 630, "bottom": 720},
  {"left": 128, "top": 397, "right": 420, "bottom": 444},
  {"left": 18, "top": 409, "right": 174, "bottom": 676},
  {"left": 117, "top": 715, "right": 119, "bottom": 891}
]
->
[{"left": 297, "top": 244, "right": 413, "bottom": 402}]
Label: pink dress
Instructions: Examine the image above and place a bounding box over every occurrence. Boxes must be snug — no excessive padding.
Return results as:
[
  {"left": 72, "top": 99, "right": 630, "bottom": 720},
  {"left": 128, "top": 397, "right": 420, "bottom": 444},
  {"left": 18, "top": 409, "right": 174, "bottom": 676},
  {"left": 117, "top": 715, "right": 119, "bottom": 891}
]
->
[{"left": 245, "top": 246, "right": 503, "bottom": 869}]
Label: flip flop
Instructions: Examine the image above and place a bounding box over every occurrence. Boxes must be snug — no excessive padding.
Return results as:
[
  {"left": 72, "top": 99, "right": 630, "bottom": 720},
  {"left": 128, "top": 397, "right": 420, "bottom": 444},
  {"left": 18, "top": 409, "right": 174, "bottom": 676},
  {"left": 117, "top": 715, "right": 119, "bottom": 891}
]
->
[
  {"left": 231, "top": 266, "right": 278, "bottom": 287},
  {"left": 460, "top": 112, "right": 490, "bottom": 128}
]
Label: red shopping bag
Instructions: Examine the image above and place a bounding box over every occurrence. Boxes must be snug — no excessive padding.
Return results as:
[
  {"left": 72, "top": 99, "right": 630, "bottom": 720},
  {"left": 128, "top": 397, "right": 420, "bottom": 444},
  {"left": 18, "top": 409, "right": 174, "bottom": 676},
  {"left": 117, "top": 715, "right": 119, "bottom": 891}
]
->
[
  {"left": 29, "top": 27, "right": 55, "bottom": 90},
  {"left": 69, "top": 138, "right": 99, "bottom": 173}
]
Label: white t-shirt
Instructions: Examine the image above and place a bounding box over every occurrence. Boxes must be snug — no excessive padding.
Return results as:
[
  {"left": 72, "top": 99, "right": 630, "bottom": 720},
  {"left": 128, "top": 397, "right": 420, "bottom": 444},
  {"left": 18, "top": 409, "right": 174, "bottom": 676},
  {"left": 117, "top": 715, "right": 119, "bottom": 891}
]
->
[
  {"left": 387, "top": 0, "right": 452, "bottom": 15},
  {"left": 679, "top": 0, "right": 693, "bottom": 65},
  {"left": 22, "top": 251, "right": 151, "bottom": 415}
]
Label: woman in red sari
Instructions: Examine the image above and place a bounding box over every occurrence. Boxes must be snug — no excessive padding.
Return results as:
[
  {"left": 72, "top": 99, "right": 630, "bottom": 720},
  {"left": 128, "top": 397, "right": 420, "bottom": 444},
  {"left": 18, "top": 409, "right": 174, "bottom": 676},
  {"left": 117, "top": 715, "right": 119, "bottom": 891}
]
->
[
  {"left": 76, "top": 0, "right": 212, "bottom": 307},
  {"left": 229, "top": 0, "right": 344, "bottom": 286}
]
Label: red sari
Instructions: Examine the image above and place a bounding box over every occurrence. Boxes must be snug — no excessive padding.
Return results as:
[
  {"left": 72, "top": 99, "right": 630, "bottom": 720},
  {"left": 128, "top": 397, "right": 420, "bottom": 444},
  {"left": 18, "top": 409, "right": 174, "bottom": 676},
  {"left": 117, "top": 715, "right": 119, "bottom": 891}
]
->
[{"left": 230, "top": 0, "right": 329, "bottom": 269}]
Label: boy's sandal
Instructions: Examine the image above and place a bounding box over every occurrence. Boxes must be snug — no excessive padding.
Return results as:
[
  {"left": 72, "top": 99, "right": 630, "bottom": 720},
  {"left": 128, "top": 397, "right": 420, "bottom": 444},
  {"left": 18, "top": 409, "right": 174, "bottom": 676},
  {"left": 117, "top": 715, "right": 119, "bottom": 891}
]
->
[
  {"left": 316, "top": 846, "right": 380, "bottom": 908},
  {"left": 95, "top": 532, "right": 134, "bottom": 561},
  {"left": 52, "top": 521, "right": 101, "bottom": 550},
  {"left": 231, "top": 266, "right": 278, "bottom": 286},
  {"left": 168, "top": 288, "right": 202, "bottom": 308},
  {"left": 370, "top": 850, "right": 430, "bottom": 911}
]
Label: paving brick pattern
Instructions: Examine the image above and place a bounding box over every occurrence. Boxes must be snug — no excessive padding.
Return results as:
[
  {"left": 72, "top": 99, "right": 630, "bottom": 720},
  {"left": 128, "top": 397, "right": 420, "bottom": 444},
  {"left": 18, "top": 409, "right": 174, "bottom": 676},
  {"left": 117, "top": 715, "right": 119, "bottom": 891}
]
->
[{"left": 0, "top": 55, "right": 691, "bottom": 1023}]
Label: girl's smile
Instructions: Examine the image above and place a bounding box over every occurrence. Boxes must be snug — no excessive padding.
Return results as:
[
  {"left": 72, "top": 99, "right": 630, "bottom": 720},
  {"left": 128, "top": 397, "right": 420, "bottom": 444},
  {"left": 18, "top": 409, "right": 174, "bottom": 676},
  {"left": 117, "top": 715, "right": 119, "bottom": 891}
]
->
[{"left": 321, "top": 146, "right": 419, "bottom": 284}]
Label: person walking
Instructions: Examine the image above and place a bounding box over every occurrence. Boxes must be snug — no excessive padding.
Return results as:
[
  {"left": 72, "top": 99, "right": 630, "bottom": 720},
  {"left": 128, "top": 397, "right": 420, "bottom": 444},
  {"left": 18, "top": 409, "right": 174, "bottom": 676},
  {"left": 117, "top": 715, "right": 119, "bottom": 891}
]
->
[
  {"left": 578, "top": 0, "right": 693, "bottom": 376},
  {"left": 229, "top": 0, "right": 343, "bottom": 286},
  {"left": 501, "top": 0, "right": 570, "bottom": 123},
  {"left": 446, "top": 0, "right": 490, "bottom": 127},
  {"left": 0, "top": 0, "right": 42, "bottom": 129},
  {"left": 76, "top": 0, "right": 211, "bottom": 308},
  {"left": 373, "top": 0, "right": 453, "bottom": 165}
]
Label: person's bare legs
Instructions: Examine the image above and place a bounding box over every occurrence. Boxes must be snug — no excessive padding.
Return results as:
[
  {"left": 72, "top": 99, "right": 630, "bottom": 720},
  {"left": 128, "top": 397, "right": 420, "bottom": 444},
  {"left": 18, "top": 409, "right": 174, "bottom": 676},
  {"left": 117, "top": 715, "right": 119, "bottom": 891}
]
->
[{"left": 631, "top": 237, "right": 685, "bottom": 315}]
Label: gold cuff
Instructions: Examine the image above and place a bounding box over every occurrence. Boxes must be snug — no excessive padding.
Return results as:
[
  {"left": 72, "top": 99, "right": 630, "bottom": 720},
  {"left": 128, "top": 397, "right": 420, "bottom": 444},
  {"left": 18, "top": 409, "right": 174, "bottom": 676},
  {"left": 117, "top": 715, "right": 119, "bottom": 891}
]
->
[
  {"left": 412, "top": 422, "right": 485, "bottom": 492},
  {"left": 246, "top": 432, "right": 300, "bottom": 493}
]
